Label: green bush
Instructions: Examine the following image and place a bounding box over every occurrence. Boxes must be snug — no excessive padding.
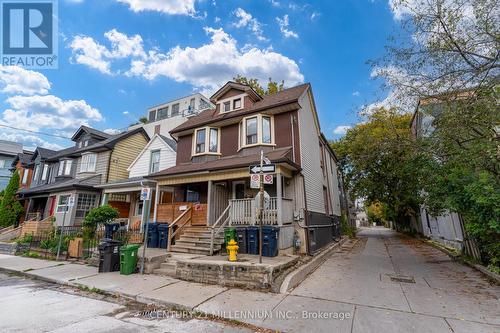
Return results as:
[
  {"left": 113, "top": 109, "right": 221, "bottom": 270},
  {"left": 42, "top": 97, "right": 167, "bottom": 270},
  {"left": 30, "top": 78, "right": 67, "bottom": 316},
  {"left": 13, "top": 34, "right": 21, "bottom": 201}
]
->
[{"left": 341, "top": 215, "right": 357, "bottom": 238}]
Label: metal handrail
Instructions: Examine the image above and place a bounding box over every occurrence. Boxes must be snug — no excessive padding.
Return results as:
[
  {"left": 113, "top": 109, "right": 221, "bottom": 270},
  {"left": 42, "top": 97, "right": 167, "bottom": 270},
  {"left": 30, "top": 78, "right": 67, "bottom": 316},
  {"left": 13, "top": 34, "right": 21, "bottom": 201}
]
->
[
  {"left": 209, "top": 204, "right": 231, "bottom": 255},
  {"left": 166, "top": 207, "right": 192, "bottom": 252}
]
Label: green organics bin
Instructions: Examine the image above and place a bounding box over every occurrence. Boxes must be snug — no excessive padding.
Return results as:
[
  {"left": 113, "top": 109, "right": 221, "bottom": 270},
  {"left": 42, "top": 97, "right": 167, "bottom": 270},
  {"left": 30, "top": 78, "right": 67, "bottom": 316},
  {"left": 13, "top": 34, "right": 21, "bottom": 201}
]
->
[
  {"left": 120, "top": 244, "right": 140, "bottom": 275},
  {"left": 224, "top": 228, "right": 236, "bottom": 247}
]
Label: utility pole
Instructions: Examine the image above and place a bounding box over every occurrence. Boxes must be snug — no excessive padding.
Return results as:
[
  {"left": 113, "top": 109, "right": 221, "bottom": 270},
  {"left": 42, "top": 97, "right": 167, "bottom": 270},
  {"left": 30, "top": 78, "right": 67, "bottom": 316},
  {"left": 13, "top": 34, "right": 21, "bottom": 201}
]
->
[{"left": 259, "top": 150, "right": 264, "bottom": 264}]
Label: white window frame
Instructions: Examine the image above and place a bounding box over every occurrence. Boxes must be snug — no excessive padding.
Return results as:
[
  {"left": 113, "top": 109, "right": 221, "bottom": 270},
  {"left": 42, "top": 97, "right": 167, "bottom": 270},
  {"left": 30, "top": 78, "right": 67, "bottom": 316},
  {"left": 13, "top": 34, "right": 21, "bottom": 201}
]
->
[
  {"left": 217, "top": 93, "right": 246, "bottom": 113},
  {"left": 0, "top": 159, "right": 5, "bottom": 169},
  {"left": 56, "top": 195, "right": 70, "bottom": 213},
  {"left": 64, "top": 160, "right": 73, "bottom": 175},
  {"left": 192, "top": 127, "right": 220, "bottom": 156},
  {"left": 58, "top": 161, "right": 64, "bottom": 176},
  {"left": 21, "top": 169, "right": 29, "bottom": 184},
  {"left": 238, "top": 114, "right": 275, "bottom": 150},
  {"left": 150, "top": 150, "right": 161, "bottom": 174},
  {"left": 75, "top": 193, "right": 97, "bottom": 218},
  {"left": 41, "top": 164, "right": 49, "bottom": 181},
  {"left": 80, "top": 153, "right": 97, "bottom": 173},
  {"left": 33, "top": 164, "right": 40, "bottom": 182}
]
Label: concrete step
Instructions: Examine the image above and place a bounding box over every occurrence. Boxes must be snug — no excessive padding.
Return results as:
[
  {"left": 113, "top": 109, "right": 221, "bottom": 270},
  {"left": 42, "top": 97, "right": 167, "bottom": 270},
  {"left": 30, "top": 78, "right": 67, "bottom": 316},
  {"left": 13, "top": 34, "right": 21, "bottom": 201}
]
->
[
  {"left": 181, "top": 231, "right": 218, "bottom": 239},
  {"left": 160, "top": 262, "right": 177, "bottom": 270},
  {"left": 169, "top": 244, "right": 217, "bottom": 255},
  {"left": 152, "top": 267, "right": 176, "bottom": 277}
]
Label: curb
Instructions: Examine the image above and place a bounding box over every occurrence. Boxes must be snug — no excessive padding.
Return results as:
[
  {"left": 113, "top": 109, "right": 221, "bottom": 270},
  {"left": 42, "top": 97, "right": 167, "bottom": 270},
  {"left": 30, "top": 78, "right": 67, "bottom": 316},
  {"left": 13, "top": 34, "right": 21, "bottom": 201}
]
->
[
  {"left": 422, "top": 239, "right": 500, "bottom": 285},
  {"left": 279, "top": 237, "right": 349, "bottom": 293}
]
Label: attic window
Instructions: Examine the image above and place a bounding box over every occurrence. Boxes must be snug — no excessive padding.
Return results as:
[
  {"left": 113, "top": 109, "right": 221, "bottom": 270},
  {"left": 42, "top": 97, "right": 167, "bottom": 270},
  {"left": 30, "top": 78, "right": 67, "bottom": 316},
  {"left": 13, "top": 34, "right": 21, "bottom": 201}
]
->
[
  {"left": 233, "top": 98, "right": 241, "bottom": 109},
  {"left": 223, "top": 102, "right": 230, "bottom": 112}
]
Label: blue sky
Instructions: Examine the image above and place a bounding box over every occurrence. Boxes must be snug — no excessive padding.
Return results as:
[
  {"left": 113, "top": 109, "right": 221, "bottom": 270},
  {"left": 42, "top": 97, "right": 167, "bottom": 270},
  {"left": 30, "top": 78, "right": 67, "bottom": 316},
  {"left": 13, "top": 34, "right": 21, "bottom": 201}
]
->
[{"left": 0, "top": 0, "right": 403, "bottom": 150}]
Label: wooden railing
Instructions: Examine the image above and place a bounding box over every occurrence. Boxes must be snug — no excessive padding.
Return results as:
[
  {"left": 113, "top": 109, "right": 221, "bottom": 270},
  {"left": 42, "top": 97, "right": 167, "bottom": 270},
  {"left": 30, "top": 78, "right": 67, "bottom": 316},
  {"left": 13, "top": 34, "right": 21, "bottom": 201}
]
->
[
  {"left": 229, "top": 197, "right": 279, "bottom": 226},
  {"left": 25, "top": 212, "right": 42, "bottom": 221},
  {"left": 209, "top": 204, "right": 230, "bottom": 255},
  {"left": 166, "top": 207, "right": 192, "bottom": 252}
]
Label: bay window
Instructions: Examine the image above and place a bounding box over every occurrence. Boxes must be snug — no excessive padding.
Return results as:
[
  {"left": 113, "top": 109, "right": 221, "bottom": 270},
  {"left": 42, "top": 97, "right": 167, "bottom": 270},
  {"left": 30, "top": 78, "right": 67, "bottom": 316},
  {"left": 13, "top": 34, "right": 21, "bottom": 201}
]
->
[
  {"left": 58, "top": 160, "right": 73, "bottom": 176},
  {"left": 80, "top": 153, "right": 97, "bottom": 172},
  {"left": 195, "top": 129, "right": 206, "bottom": 153},
  {"left": 56, "top": 195, "right": 70, "bottom": 213},
  {"left": 193, "top": 127, "right": 219, "bottom": 155},
  {"left": 58, "top": 161, "right": 64, "bottom": 176},
  {"left": 239, "top": 114, "right": 274, "bottom": 149},
  {"left": 41, "top": 164, "right": 49, "bottom": 181},
  {"left": 246, "top": 117, "right": 258, "bottom": 145},
  {"left": 75, "top": 193, "right": 97, "bottom": 218}
]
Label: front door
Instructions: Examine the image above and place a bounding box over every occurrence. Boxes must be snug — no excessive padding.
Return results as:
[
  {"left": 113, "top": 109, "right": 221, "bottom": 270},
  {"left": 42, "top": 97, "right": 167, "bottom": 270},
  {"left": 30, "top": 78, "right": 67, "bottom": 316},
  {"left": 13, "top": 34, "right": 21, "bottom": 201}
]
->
[
  {"left": 233, "top": 181, "right": 246, "bottom": 199},
  {"left": 48, "top": 196, "right": 56, "bottom": 216}
]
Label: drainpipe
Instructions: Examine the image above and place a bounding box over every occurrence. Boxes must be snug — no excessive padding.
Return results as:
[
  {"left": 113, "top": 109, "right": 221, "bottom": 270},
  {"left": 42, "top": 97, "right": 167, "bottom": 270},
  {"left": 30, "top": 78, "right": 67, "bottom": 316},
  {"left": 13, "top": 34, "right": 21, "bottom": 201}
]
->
[{"left": 290, "top": 114, "right": 296, "bottom": 163}]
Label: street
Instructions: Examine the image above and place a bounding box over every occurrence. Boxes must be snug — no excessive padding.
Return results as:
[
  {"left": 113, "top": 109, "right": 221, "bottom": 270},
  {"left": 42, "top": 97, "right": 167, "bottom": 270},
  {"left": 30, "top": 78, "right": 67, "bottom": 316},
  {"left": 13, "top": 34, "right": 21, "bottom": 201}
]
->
[{"left": 1, "top": 227, "right": 499, "bottom": 333}]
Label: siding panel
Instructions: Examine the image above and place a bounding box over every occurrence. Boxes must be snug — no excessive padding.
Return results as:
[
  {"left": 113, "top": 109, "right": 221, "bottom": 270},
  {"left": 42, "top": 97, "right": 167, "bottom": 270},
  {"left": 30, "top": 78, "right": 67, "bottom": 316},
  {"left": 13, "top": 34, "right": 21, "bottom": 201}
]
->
[
  {"left": 129, "top": 136, "right": 176, "bottom": 178},
  {"left": 108, "top": 134, "right": 148, "bottom": 181}
]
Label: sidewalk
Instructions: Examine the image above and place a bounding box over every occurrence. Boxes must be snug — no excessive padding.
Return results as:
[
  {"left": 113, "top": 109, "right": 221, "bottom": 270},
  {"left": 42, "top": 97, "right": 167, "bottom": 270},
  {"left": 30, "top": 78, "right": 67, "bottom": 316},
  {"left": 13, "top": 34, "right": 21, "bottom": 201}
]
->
[{"left": 0, "top": 253, "right": 299, "bottom": 331}]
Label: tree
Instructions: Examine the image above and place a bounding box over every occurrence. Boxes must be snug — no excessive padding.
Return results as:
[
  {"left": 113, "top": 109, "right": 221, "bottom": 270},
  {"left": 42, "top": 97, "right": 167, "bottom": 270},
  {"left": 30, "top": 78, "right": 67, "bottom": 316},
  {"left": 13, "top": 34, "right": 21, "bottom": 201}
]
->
[
  {"left": 83, "top": 205, "right": 119, "bottom": 230},
  {"left": 332, "top": 108, "right": 423, "bottom": 227},
  {"left": 372, "top": 0, "right": 499, "bottom": 111},
  {"left": 233, "top": 75, "right": 285, "bottom": 95},
  {"left": 139, "top": 116, "right": 148, "bottom": 124},
  {"left": 0, "top": 171, "right": 24, "bottom": 227}
]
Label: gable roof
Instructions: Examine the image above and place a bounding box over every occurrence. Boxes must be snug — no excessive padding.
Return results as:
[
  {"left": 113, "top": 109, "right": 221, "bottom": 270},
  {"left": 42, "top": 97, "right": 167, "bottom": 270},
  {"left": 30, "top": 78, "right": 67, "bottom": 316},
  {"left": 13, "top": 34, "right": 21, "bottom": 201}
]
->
[
  {"left": 171, "top": 83, "right": 310, "bottom": 135},
  {"left": 47, "top": 127, "right": 149, "bottom": 161},
  {"left": 31, "top": 147, "right": 57, "bottom": 161},
  {"left": 210, "top": 81, "right": 263, "bottom": 102},
  {"left": 11, "top": 151, "right": 34, "bottom": 168},
  {"left": 71, "top": 125, "right": 111, "bottom": 141},
  {"left": 126, "top": 134, "right": 176, "bottom": 172}
]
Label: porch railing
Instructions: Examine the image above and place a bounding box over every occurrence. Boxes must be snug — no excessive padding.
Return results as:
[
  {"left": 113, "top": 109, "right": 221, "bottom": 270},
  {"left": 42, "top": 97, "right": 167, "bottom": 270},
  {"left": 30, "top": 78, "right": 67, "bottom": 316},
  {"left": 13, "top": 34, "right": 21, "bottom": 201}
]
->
[
  {"left": 209, "top": 204, "right": 231, "bottom": 255},
  {"left": 166, "top": 207, "right": 192, "bottom": 252},
  {"left": 229, "top": 197, "right": 279, "bottom": 226}
]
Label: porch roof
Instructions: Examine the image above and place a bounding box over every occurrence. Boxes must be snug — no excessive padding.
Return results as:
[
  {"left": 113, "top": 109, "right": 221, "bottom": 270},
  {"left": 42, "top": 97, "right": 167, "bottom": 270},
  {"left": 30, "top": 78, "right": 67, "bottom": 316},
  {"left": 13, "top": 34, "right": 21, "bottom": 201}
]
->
[
  {"left": 95, "top": 177, "right": 156, "bottom": 190},
  {"left": 18, "top": 175, "right": 101, "bottom": 197},
  {"left": 147, "top": 147, "right": 299, "bottom": 181}
]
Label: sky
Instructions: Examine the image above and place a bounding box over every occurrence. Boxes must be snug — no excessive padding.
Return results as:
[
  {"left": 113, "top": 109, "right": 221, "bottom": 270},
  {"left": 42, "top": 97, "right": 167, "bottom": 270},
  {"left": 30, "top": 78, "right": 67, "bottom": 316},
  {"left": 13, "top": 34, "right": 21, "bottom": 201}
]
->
[{"left": 0, "top": 0, "right": 405, "bottom": 151}]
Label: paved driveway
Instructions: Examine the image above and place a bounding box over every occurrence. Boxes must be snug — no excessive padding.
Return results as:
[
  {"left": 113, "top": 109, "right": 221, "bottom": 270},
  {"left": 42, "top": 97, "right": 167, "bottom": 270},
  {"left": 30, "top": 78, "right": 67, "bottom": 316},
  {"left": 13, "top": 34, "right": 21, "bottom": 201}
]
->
[{"left": 277, "top": 227, "right": 500, "bottom": 333}]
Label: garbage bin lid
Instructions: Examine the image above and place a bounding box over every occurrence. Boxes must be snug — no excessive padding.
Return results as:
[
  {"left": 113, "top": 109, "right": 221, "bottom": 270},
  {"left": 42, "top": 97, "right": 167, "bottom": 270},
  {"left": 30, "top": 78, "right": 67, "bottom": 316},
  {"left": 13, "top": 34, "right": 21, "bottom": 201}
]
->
[{"left": 120, "top": 244, "right": 141, "bottom": 251}]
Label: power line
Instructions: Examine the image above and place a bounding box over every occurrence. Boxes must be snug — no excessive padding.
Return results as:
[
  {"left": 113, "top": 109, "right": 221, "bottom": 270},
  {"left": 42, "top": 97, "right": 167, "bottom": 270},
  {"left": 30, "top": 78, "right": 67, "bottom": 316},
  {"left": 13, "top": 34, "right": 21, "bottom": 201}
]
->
[{"left": 0, "top": 123, "right": 72, "bottom": 140}]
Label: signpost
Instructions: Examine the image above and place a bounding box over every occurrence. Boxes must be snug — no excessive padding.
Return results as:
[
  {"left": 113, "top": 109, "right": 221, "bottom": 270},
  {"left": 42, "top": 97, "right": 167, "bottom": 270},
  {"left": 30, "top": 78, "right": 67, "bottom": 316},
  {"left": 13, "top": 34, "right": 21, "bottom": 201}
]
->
[
  {"left": 56, "top": 194, "right": 74, "bottom": 260},
  {"left": 140, "top": 186, "right": 152, "bottom": 274}
]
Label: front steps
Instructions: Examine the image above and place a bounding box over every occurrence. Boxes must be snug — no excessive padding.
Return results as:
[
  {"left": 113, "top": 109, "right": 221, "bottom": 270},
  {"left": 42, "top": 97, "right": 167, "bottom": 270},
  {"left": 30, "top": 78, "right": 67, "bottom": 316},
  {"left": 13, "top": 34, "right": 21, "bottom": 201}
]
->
[{"left": 169, "top": 226, "right": 225, "bottom": 255}]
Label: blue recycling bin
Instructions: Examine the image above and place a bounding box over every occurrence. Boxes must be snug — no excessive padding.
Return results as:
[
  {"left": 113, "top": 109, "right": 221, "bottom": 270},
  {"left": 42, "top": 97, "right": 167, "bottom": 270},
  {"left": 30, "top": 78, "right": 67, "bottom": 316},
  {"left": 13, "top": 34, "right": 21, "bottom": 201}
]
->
[
  {"left": 246, "top": 226, "right": 259, "bottom": 255},
  {"left": 104, "top": 223, "right": 120, "bottom": 239},
  {"left": 262, "top": 226, "right": 279, "bottom": 257},
  {"left": 147, "top": 223, "right": 159, "bottom": 248},
  {"left": 157, "top": 223, "right": 169, "bottom": 249}
]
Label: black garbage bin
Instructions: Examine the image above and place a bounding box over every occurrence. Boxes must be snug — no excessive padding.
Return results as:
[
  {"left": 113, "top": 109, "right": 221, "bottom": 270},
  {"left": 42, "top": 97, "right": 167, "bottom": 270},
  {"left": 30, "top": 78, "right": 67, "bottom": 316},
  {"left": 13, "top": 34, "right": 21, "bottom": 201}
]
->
[
  {"left": 235, "top": 227, "right": 248, "bottom": 254},
  {"left": 157, "top": 223, "right": 169, "bottom": 249},
  {"left": 98, "top": 238, "right": 123, "bottom": 273},
  {"left": 262, "top": 226, "right": 279, "bottom": 257},
  {"left": 104, "top": 223, "right": 120, "bottom": 239},
  {"left": 147, "top": 223, "right": 159, "bottom": 248},
  {"left": 246, "top": 226, "right": 259, "bottom": 255}
]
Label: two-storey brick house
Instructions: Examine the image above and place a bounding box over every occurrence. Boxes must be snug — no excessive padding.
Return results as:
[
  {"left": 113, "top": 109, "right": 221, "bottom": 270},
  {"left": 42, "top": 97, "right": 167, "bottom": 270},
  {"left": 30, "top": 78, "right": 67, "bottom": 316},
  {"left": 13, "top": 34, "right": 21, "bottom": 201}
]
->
[
  {"left": 19, "top": 126, "right": 149, "bottom": 226},
  {"left": 147, "top": 81, "right": 343, "bottom": 255}
]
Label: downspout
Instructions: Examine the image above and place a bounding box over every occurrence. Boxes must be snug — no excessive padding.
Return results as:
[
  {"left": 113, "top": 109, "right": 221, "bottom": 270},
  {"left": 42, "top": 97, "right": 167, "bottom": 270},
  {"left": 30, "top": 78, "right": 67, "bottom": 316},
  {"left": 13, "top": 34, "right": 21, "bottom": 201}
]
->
[{"left": 290, "top": 114, "right": 296, "bottom": 163}]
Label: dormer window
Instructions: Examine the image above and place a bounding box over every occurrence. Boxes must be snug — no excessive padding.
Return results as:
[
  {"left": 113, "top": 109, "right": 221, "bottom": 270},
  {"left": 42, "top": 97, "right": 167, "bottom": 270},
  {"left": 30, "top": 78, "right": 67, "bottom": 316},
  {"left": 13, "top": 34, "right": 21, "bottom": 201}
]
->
[
  {"left": 239, "top": 114, "right": 274, "bottom": 149},
  {"left": 78, "top": 142, "right": 82, "bottom": 148},
  {"left": 58, "top": 160, "right": 73, "bottom": 176},
  {"left": 223, "top": 102, "right": 230, "bottom": 112},
  {"left": 193, "top": 127, "right": 220, "bottom": 156},
  {"left": 233, "top": 98, "right": 242, "bottom": 110}
]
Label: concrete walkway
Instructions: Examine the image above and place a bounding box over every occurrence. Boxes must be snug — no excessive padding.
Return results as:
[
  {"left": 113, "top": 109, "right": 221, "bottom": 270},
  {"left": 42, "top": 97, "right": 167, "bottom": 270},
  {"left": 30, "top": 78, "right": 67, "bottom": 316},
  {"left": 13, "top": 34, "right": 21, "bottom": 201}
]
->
[{"left": 1, "top": 228, "right": 499, "bottom": 332}]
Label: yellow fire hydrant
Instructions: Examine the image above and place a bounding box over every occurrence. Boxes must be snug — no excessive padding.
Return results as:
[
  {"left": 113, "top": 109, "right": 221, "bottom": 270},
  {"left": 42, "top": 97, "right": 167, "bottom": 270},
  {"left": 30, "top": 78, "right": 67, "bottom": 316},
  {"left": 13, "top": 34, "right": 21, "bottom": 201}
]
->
[{"left": 227, "top": 239, "right": 239, "bottom": 262}]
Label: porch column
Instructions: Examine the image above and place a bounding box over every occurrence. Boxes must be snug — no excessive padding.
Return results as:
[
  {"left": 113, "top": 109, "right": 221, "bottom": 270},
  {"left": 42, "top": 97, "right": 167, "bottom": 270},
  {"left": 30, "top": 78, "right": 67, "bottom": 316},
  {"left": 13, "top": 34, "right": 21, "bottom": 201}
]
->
[
  {"left": 277, "top": 173, "right": 283, "bottom": 226},
  {"left": 207, "top": 180, "right": 213, "bottom": 225},
  {"left": 101, "top": 193, "right": 109, "bottom": 205},
  {"left": 153, "top": 182, "right": 160, "bottom": 222}
]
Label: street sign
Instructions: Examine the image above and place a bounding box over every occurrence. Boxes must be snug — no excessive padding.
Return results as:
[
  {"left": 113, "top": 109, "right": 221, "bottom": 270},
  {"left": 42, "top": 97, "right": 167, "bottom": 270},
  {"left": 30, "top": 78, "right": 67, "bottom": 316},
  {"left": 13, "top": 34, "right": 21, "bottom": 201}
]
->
[
  {"left": 67, "top": 196, "right": 75, "bottom": 207},
  {"left": 254, "top": 191, "right": 271, "bottom": 210},
  {"left": 249, "top": 164, "right": 275, "bottom": 174},
  {"left": 250, "top": 174, "right": 260, "bottom": 189},
  {"left": 263, "top": 174, "right": 273, "bottom": 184},
  {"left": 140, "top": 187, "right": 151, "bottom": 201}
]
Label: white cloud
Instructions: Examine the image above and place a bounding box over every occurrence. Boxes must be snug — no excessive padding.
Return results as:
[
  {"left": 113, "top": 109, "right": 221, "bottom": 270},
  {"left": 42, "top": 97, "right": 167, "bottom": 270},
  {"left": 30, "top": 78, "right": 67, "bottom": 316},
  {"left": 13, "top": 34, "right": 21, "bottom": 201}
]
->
[
  {"left": 233, "top": 8, "right": 267, "bottom": 42},
  {"left": 71, "top": 27, "right": 304, "bottom": 92},
  {"left": 0, "top": 66, "right": 51, "bottom": 95},
  {"left": 352, "top": 91, "right": 360, "bottom": 96},
  {"left": 310, "top": 12, "right": 320, "bottom": 21},
  {"left": 70, "top": 29, "right": 146, "bottom": 74},
  {"left": 103, "top": 128, "right": 122, "bottom": 135},
  {"left": 333, "top": 125, "right": 352, "bottom": 135},
  {"left": 276, "top": 15, "right": 299, "bottom": 38},
  {"left": 116, "top": 0, "right": 197, "bottom": 15}
]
